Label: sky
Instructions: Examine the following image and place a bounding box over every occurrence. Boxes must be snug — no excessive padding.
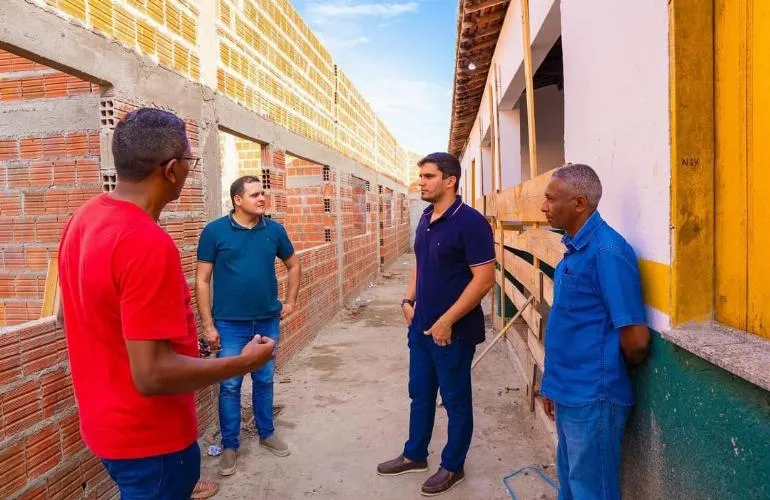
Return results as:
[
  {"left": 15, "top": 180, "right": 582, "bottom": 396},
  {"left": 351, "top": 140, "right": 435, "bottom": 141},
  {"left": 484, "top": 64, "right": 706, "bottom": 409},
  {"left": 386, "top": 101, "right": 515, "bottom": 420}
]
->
[{"left": 295, "top": 0, "right": 458, "bottom": 156}]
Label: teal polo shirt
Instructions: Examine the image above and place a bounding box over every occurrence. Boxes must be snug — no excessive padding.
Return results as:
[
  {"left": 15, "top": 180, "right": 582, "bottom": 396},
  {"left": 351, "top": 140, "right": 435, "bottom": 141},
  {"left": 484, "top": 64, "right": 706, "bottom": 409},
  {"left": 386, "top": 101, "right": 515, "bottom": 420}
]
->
[{"left": 197, "top": 213, "right": 294, "bottom": 320}]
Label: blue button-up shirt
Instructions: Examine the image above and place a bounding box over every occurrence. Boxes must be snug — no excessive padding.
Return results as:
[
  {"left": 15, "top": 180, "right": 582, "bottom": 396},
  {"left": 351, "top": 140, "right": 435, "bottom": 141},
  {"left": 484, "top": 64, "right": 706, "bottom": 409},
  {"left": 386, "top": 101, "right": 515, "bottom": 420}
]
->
[
  {"left": 410, "top": 196, "right": 495, "bottom": 345},
  {"left": 541, "top": 211, "right": 646, "bottom": 405}
]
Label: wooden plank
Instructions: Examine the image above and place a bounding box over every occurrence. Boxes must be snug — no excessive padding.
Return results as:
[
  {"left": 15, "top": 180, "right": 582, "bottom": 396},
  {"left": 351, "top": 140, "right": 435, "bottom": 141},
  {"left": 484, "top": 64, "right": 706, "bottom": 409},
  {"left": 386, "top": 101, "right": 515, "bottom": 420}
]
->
[
  {"left": 528, "top": 328, "right": 545, "bottom": 368},
  {"left": 521, "top": 0, "right": 538, "bottom": 180},
  {"left": 541, "top": 270, "right": 554, "bottom": 307},
  {"left": 503, "top": 276, "right": 542, "bottom": 338},
  {"left": 496, "top": 170, "right": 552, "bottom": 223},
  {"left": 503, "top": 227, "right": 564, "bottom": 269},
  {"left": 502, "top": 248, "right": 539, "bottom": 298},
  {"left": 40, "top": 257, "right": 58, "bottom": 318}
]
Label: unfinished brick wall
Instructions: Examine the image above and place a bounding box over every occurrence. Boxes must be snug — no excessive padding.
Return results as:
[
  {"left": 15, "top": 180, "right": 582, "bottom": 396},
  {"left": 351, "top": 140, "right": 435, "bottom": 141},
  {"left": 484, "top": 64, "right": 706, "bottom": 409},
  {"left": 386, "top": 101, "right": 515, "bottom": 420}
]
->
[
  {"left": 285, "top": 157, "right": 327, "bottom": 251},
  {"left": 0, "top": 49, "right": 102, "bottom": 327},
  {"left": 0, "top": 50, "right": 217, "bottom": 499},
  {"left": 341, "top": 173, "right": 379, "bottom": 297}
]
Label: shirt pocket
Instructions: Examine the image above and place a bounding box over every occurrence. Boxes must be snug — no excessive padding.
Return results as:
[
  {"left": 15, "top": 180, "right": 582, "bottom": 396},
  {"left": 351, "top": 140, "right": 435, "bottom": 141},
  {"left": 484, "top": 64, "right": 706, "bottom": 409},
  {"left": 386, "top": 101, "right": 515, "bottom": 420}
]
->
[{"left": 559, "top": 272, "right": 601, "bottom": 313}]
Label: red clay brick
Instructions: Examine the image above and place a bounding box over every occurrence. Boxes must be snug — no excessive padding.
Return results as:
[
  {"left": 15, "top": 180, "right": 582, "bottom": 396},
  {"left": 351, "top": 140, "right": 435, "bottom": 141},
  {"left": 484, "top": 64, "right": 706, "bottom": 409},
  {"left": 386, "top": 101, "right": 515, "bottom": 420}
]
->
[
  {"left": 25, "top": 422, "right": 62, "bottom": 480},
  {"left": 35, "top": 218, "right": 64, "bottom": 243},
  {"left": 75, "top": 159, "right": 99, "bottom": 184},
  {"left": 20, "top": 138, "right": 43, "bottom": 160},
  {"left": 41, "top": 369, "right": 74, "bottom": 419},
  {"left": 29, "top": 160, "right": 54, "bottom": 186},
  {"left": 10, "top": 53, "right": 35, "bottom": 71},
  {"left": 43, "top": 74, "right": 68, "bottom": 98},
  {"left": 80, "top": 453, "right": 108, "bottom": 490},
  {"left": 53, "top": 160, "right": 77, "bottom": 185},
  {"left": 0, "top": 79, "right": 22, "bottom": 101},
  {"left": 43, "top": 190, "right": 68, "bottom": 214},
  {"left": 17, "top": 482, "right": 47, "bottom": 499},
  {"left": 24, "top": 248, "right": 54, "bottom": 271},
  {"left": 21, "top": 77, "right": 45, "bottom": 99},
  {"left": 42, "top": 135, "right": 66, "bottom": 159},
  {"left": 0, "top": 139, "right": 19, "bottom": 160},
  {"left": 59, "top": 413, "right": 84, "bottom": 458},
  {"left": 13, "top": 219, "right": 36, "bottom": 243},
  {"left": 0, "top": 440, "right": 26, "bottom": 499},
  {"left": 4, "top": 247, "right": 26, "bottom": 270},
  {"left": 7, "top": 163, "right": 30, "bottom": 188},
  {"left": 2, "top": 379, "right": 42, "bottom": 436},
  {"left": 66, "top": 133, "right": 89, "bottom": 157},
  {"left": 21, "top": 323, "right": 59, "bottom": 375},
  {"left": 67, "top": 77, "right": 91, "bottom": 96},
  {"left": 46, "top": 458, "right": 84, "bottom": 499},
  {"left": 0, "top": 192, "right": 22, "bottom": 216},
  {"left": 23, "top": 191, "right": 46, "bottom": 216},
  {"left": 14, "top": 276, "right": 40, "bottom": 298},
  {"left": 0, "top": 330, "right": 21, "bottom": 391}
]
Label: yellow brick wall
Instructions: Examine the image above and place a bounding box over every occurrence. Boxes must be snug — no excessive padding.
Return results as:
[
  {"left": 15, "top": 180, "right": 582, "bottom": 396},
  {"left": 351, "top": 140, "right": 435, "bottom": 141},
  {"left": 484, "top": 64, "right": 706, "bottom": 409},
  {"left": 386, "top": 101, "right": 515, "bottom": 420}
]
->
[{"left": 41, "top": 0, "right": 411, "bottom": 183}]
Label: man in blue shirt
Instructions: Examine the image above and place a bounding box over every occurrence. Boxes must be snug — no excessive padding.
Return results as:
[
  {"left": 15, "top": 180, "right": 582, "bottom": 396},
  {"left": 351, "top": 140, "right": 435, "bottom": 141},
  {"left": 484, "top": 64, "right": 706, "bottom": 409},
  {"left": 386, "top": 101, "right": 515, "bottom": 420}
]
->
[
  {"left": 540, "top": 163, "right": 651, "bottom": 500},
  {"left": 196, "top": 175, "right": 302, "bottom": 477},
  {"left": 377, "top": 153, "right": 495, "bottom": 496}
]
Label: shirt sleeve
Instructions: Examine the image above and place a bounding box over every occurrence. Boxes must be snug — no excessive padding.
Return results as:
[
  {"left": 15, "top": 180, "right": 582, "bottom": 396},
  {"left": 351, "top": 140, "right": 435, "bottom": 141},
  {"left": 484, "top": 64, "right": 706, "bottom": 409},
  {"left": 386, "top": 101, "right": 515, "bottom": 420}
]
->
[
  {"left": 116, "top": 230, "right": 189, "bottom": 341},
  {"left": 462, "top": 215, "right": 496, "bottom": 267},
  {"left": 596, "top": 246, "right": 647, "bottom": 329},
  {"left": 196, "top": 223, "right": 217, "bottom": 262},
  {"left": 276, "top": 223, "right": 295, "bottom": 260}
]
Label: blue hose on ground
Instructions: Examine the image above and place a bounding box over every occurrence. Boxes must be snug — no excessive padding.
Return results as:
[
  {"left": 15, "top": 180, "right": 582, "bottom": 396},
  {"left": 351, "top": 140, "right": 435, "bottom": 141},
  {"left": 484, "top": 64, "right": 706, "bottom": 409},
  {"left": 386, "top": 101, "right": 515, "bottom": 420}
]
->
[{"left": 503, "top": 466, "right": 559, "bottom": 500}]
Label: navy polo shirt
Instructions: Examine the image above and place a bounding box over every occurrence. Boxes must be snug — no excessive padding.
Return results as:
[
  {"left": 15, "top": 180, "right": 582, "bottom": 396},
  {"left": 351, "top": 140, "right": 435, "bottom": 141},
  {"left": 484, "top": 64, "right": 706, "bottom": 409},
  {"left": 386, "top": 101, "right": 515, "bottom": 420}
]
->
[
  {"left": 541, "top": 211, "right": 646, "bottom": 406},
  {"left": 410, "top": 196, "right": 495, "bottom": 345},
  {"left": 197, "top": 213, "right": 294, "bottom": 320}
]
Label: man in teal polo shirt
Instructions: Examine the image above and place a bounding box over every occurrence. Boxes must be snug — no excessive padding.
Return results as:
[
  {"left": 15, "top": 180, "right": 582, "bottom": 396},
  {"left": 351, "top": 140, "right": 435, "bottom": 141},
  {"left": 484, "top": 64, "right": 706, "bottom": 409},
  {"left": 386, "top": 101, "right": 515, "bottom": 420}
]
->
[{"left": 196, "top": 175, "right": 301, "bottom": 477}]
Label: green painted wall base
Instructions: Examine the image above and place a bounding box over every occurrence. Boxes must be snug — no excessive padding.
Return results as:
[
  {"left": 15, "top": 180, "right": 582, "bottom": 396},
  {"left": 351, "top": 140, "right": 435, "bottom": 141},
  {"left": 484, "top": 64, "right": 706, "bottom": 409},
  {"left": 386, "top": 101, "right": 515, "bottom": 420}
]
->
[{"left": 623, "top": 331, "right": 770, "bottom": 499}]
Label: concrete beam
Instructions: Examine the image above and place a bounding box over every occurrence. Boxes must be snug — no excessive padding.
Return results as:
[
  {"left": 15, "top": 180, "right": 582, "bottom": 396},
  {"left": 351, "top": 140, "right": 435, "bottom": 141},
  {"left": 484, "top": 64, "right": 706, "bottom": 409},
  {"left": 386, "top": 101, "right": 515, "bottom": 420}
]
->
[
  {"left": 0, "top": 0, "right": 206, "bottom": 120},
  {"left": 0, "top": 96, "right": 101, "bottom": 136}
]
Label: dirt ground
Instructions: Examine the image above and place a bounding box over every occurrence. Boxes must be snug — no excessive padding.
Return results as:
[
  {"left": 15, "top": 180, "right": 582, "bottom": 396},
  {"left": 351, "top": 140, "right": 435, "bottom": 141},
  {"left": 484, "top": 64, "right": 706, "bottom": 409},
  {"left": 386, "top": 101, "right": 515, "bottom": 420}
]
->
[{"left": 200, "top": 257, "right": 557, "bottom": 499}]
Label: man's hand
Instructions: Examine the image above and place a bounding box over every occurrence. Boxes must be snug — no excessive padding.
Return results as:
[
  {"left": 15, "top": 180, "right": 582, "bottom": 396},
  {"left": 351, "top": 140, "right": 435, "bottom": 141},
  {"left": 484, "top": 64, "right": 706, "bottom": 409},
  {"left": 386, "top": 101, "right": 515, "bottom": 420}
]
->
[
  {"left": 280, "top": 302, "right": 296, "bottom": 320},
  {"left": 425, "top": 317, "right": 452, "bottom": 347},
  {"left": 203, "top": 325, "right": 220, "bottom": 352},
  {"left": 241, "top": 335, "right": 276, "bottom": 371},
  {"left": 542, "top": 397, "right": 555, "bottom": 421},
  {"left": 402, "top": 303, "right": 415, "bottom": 326}
]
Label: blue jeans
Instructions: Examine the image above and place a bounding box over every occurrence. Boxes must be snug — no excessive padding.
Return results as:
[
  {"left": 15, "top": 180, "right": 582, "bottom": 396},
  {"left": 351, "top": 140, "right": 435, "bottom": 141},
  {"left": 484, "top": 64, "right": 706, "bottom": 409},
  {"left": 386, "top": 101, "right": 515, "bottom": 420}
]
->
[
  {"left": 403, "top": 332, "right": 476, "bottom": 473},
  {"left": 101, "top": 442, "right": 200, "bottom": 500},
  {"left": 555, "top": 401, "right": 631, "bottom": 500},
  {"left": 216, "top": 318, "right": 280, "bottom": 449}
]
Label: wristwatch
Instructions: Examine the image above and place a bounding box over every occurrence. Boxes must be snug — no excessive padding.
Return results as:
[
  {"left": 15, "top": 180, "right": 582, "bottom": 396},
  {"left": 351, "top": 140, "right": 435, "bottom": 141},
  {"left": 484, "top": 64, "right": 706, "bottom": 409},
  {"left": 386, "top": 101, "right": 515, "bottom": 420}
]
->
[{"left": 401, "top": 299, "right": 415, "bottom": 307}]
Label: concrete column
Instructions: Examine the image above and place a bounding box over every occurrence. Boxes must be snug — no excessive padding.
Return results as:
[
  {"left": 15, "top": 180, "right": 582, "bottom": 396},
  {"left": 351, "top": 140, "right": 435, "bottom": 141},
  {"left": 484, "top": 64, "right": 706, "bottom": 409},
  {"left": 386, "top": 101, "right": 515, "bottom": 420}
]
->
[
  {"left": 197, "top": 0, "right": 219, "bottom": 90},
  {"left": 219, "top": 132, "right": 238, "bottom": 215}
]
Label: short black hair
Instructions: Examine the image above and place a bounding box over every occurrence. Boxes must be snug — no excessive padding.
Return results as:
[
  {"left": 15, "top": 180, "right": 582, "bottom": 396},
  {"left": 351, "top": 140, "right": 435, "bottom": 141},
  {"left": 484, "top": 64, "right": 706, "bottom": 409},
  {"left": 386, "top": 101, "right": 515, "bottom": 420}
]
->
[
  {"left": 112, "top": 108, "right": 189, "bottom": 182},
  {"left": 418, "top": 152, "right": 461, "bottom": 192},
  {"left": 230, "top": 175, "right": 261, "bottom": 208}
]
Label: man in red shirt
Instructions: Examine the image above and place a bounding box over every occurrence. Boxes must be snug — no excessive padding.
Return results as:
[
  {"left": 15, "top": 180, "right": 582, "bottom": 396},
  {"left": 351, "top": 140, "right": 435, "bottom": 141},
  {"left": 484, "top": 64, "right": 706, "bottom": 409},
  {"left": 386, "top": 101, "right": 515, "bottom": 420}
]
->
[{"left": 57, "top": 108, "right": 274, "bottom": 499}]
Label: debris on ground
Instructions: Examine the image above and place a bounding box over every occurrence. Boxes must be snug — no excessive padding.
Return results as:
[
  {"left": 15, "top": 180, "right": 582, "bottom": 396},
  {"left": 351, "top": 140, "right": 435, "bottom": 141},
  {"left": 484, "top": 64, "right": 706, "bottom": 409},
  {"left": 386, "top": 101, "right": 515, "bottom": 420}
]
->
[{"left": 207, "top": 445, "right": 223, "bottom": 456}]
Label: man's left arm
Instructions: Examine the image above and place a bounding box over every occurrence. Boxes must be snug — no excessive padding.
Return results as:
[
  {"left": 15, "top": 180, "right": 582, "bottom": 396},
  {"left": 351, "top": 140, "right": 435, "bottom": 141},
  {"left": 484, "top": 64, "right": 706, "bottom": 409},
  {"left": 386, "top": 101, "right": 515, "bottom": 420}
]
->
[
  {"left": 427, "top": 215, "right": 496, "bottom": 346},
  {"left": 277, "top": 225, "right": 301, "bottom": 319},
  {"left": 596, "top": 247, "right": 651, "bottom": 366}
]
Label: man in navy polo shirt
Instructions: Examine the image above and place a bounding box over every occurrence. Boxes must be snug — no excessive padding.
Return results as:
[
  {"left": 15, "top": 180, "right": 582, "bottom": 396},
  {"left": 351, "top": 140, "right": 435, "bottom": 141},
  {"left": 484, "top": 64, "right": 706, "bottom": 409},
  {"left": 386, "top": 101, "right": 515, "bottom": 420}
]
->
[
  {"left": 540, "top": 163, "right": 650, "bottom": 500},
  {"left": 377, "top": 152, "right": 495, "bottom": 496},
  {"left": 196, "top": 175, "right": 302, "bottom": 477}
]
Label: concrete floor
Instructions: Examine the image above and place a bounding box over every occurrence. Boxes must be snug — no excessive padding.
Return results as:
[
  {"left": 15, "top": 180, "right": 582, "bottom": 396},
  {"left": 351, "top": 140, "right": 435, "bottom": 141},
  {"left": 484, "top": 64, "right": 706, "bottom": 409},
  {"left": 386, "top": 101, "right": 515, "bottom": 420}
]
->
[{"left": 201, "top": 257, "right": 556, "bottom": 499}]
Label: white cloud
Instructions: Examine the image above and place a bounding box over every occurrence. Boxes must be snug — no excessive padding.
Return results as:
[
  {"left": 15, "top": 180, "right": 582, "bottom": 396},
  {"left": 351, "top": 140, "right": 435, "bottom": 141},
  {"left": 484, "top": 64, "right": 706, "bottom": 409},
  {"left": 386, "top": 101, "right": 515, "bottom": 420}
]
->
[{"left": 307, "top": 1, "right": 419, "bottom": 21}]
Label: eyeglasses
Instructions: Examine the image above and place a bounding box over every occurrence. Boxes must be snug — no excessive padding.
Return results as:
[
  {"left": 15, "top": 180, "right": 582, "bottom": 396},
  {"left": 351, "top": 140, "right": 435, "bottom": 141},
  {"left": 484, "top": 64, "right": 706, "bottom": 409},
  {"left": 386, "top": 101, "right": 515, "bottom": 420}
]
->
[{"left": 161, "top": 156, "right": 201, "bottom": 170}]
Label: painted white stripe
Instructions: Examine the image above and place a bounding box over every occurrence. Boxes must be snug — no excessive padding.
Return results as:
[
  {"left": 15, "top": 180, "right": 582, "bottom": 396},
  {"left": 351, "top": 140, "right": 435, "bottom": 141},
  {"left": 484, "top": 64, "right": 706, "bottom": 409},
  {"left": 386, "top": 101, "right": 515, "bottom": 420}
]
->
[{"left": 645, "top": 305, "right": 670, "bottom": 333}]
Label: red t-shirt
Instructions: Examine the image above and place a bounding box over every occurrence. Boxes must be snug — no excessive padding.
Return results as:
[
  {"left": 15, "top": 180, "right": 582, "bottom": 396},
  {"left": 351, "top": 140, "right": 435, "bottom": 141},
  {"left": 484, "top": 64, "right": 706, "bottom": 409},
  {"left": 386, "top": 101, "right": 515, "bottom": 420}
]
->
[{"left": 58, "top": 193, "right": 199, "bottom": 459}]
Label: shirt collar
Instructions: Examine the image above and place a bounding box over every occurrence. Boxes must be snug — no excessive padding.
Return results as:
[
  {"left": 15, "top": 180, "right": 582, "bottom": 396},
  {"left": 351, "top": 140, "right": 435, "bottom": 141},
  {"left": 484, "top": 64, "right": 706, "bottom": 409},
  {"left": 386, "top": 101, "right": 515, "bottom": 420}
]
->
[
  {"left": 562, "top": 211, "right": 603, "bottom": 251},
  {"left": 423, "top": 196, "right": 464, "bottom": 221},
  {"left": 228, "top": 211, "right": 266, "bottom": 230}
]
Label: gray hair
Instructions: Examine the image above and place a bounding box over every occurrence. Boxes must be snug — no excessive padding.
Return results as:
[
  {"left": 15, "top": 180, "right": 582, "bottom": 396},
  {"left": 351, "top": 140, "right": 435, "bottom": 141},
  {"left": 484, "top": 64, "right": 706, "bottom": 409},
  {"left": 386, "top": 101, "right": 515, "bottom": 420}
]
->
[{"left": 552, "top": 163, "right": 602, "bottom": 209}]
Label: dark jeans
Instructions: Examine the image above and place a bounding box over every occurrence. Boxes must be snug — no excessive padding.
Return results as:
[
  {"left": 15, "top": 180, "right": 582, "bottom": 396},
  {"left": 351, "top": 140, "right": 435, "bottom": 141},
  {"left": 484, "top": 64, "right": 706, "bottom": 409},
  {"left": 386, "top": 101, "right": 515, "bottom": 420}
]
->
[
  {"left": 403, "top": 332, "right": 476, "bottom": 472},
  {"left": 216, "top": 317, "right": 280, "bottom": 449},
  {"left": 555, "top": 401, "right": 631, "bottom": 500},
  {"left": 101, "top": 442, "right": 200, "bottom": 500}
]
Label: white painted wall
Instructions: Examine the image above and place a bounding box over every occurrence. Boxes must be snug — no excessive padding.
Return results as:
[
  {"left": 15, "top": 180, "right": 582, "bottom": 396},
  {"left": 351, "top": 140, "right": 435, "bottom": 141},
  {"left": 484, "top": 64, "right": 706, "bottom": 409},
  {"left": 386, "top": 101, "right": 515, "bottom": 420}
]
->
[
  {"left": 499, "top": 107, "right": 522, "bottom": 188},
  {"left": 561, "top": 0, "right": 670, "bottom": 266},
  {"left": 519, "top": 85, "right": 565, "bottom": 181},
  {"left": 220, "top": 132, "right": 239, "bottom": 215}
]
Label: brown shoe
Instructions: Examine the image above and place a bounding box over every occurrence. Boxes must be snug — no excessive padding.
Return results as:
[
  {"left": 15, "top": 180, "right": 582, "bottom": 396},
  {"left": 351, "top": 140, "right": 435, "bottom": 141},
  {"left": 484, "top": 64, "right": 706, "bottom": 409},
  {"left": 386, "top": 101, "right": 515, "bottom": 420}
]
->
[
  {"left": 420, "top": 467, "right": 465, "bottom": 496},
  {"left": 218, "top": 449, "right": 237, "bottom": 477},
  {"left": 377, "top": 454, "right": 429, "bottom": 476}
]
